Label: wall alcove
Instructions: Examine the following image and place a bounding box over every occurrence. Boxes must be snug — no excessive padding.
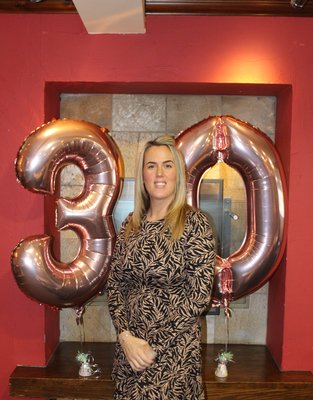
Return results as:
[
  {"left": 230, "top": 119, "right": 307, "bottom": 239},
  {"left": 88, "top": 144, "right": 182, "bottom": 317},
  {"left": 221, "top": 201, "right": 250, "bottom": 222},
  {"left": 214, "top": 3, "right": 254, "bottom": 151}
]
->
[{"left": 43, "top": 80, "right": 292, "bottom": 363}]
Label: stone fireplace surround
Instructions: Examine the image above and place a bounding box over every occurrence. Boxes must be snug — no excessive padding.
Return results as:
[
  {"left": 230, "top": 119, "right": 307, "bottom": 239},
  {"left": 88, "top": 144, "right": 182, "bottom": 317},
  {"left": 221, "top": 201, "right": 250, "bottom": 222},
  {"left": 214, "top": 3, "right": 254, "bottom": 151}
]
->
[{"left": 42, "top": 81, "right": 287, "bottom": 349}]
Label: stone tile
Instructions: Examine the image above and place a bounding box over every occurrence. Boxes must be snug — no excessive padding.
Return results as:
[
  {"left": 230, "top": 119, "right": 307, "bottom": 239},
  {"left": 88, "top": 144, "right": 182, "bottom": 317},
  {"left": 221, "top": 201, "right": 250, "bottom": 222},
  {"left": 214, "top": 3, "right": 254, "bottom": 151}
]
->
[
  {"left": 60, "top": 294, "right": 116, "bottom": 342},
  {"left": 201, "top": 315, "right": 215, "bottom": 344},
  {"left": 60, "top": 94, "right": 112, "bottom": 130},
  {"left": 60, "top": 233, "right": 80, "bottom": 263},
  {"left": 221, "top": 96, "right": 276, "bottom": 140},
  {"left": 167, "top": 95, "right": 223, "bottom": 134},
  {"left": 231, "top": 296, "right": 250, "bottom": 309},
  {"left": 256, "top": 282, "right": 269, "bottom": 295},
  {"left": 110, "top": 131, "right": 140, "bottom": 178},
  {"left": 112, "top": 94, "right": 166, "bottom": 132},
  {"left": 60, "top": 185, "right": 83, "bottom": 199},
  {"left": 60, "top": 164, "right": 84, "bottom": 187},
  {"left": 214, "top": 288, "right": 268, "bottom": 345}
]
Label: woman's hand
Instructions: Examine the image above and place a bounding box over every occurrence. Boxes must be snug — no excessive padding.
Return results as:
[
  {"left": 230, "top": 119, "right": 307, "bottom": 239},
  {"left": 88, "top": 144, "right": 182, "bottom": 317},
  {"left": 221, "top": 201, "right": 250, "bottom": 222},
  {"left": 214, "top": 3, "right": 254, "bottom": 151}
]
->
[{"left": 119, "top": 331, "right": 157, "bottom": 372}]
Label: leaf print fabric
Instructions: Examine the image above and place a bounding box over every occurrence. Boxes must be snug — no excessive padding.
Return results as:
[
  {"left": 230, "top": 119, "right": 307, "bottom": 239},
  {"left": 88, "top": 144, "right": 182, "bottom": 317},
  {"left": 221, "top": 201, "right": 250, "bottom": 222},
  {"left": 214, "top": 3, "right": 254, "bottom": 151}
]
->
[{"left": 107, "top": 208, "right": 216, "bottom": 399}]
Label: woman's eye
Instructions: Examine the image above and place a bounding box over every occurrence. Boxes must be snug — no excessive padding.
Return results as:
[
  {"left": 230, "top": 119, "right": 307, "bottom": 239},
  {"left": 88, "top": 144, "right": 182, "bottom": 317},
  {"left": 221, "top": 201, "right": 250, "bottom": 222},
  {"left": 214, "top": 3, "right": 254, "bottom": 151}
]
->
[{"left": 164, "top": 163, "right": 173, "bottom": 169}]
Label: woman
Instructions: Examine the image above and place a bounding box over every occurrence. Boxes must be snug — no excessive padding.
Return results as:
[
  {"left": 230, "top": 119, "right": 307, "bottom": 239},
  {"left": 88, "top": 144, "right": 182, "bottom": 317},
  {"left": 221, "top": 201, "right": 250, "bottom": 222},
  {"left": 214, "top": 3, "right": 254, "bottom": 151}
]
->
[{"left": 107, "top": 135, "right": 216, "bottom": 399}]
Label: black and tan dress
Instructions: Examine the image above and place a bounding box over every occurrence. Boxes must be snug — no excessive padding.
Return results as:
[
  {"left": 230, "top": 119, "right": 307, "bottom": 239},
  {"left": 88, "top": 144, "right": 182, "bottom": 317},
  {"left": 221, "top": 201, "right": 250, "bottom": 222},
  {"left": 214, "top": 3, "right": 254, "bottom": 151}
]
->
[{"left": 107, "top": 208, "right": 216, "bottom": 400}]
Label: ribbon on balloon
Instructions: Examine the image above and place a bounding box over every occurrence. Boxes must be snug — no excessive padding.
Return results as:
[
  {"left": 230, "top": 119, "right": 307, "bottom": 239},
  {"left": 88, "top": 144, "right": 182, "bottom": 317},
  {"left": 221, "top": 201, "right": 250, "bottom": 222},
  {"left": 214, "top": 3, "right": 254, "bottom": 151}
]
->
[{"left": 212, "top": 259, "right": 233, "bottom": 318}]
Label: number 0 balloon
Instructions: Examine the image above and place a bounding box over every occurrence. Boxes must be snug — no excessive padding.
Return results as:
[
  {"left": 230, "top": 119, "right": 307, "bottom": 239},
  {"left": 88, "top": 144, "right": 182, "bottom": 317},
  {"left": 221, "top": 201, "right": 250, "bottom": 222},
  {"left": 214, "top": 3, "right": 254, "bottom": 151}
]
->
[
  {"left": 176, "top": 116, "right": 287, "bottom": 307},
  {"left": 11, "top": 119, "right": 122, "bottom": 308}
]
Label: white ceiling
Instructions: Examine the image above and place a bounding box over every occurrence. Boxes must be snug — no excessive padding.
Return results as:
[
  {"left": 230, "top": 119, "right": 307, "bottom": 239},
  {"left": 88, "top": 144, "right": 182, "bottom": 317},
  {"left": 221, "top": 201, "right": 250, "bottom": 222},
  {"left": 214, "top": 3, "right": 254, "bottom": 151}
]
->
[{"left": 72, "top": 0, "right": 146, "bottom": 34}]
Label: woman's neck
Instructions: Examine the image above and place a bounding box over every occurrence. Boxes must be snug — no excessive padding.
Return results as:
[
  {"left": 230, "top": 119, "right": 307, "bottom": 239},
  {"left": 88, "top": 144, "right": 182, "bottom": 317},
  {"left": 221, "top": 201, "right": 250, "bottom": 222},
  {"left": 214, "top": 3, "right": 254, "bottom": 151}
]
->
[{"left": 147, "top": 201, "right": 170, "bottom": 221}]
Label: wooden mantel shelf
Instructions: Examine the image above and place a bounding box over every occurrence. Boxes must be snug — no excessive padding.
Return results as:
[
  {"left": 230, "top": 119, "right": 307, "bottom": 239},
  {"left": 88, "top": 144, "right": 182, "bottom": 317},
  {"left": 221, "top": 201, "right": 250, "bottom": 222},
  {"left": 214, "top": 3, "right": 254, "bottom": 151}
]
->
[
  {"left": 1, "top": 1, "right": 313, "bottom": 17},
  {"left": 10, "top": 342, "right": 313, "bottom": 399}
]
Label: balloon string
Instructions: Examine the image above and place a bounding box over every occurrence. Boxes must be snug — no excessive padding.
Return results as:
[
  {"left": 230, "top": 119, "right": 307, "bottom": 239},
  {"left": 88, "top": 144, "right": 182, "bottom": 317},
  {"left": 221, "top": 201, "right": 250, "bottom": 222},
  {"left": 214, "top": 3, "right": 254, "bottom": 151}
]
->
[
  {"left": 79, "top": 318, "right": 85, "bottom": 350},
  {"left": 75, "top": 306, "right": 86, "bottom": 351},
  {"left": 225, "top": 312, "right": 230, "bottom": 353},
  {"left": 74, "top": 307, "right": 102, "bottom": 378}
]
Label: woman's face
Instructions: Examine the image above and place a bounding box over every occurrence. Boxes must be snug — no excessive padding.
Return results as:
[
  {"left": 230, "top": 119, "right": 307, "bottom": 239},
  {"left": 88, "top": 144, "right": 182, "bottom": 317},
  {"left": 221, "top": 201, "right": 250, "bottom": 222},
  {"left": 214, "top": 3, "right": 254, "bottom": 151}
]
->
[{"left": 143, "top": 145, "right": 177, "bottom": 206}]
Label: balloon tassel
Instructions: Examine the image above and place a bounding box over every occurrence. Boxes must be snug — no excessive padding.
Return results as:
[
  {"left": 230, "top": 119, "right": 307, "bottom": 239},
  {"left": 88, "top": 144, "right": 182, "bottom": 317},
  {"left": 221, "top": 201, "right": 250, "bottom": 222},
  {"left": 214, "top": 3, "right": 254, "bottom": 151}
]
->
[
  {"left": 75, "top": 306, "right": 86, "bottom": 349},
  {"left": 219, "top": 259, "right": 234, "bottom": 318}
]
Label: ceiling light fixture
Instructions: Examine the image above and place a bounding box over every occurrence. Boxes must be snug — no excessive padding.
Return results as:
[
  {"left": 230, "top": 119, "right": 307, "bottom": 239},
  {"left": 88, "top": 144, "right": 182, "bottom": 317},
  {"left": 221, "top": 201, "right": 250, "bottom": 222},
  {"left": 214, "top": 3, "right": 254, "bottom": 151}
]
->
[{"left": 290, "top": 0, "right": 308, "bottom": 8}]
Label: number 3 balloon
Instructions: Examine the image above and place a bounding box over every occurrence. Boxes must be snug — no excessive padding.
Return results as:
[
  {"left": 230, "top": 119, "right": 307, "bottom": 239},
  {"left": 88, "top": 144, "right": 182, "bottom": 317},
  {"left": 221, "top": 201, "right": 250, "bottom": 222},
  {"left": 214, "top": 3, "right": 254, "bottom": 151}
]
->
[
  {"left": 176, "top": 115, "right": 287, "bottom": 306},
  {"left": 11, "top": 119, "right": 122, "bottom": 308}
]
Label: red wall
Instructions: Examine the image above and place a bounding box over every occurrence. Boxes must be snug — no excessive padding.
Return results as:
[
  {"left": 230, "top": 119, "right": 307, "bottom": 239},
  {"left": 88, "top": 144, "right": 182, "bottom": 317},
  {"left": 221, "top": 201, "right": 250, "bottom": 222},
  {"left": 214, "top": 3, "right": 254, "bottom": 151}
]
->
[{"left": 1, "top": 13, "right": 313, "bottom": 399}]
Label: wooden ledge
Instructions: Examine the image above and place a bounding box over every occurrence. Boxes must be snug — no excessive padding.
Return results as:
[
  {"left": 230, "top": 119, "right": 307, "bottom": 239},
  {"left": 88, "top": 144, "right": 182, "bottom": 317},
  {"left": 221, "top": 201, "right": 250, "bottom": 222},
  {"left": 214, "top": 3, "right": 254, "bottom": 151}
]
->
[
  {"left": 1, "top": 1, "right": 313, "bottom": 17},
  {"left": 10, "top": 342, "right": 313, "bottom": 399}
]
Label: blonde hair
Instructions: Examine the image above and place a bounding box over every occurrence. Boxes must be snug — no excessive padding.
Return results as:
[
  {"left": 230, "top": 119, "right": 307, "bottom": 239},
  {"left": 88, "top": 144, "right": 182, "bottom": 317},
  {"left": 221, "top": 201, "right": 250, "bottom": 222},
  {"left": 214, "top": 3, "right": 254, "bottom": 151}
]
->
[{"left": 126, "top": 135, "right": 190, "bottom": 240}]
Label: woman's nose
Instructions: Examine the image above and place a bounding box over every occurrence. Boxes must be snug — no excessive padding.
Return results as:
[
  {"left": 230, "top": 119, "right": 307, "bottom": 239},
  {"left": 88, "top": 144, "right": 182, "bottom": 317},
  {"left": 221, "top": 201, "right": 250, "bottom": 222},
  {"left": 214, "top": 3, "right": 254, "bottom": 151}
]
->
[{"left": 156, "top": 165, "right": 163, "bottom": 176}]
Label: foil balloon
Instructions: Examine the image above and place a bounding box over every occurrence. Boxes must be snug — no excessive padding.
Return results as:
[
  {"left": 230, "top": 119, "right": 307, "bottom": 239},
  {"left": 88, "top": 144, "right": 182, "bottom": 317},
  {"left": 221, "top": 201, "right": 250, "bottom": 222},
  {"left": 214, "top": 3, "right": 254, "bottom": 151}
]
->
[
  {"left": 11, "top": 119, "right": 122, "bottom": 308},
  {"left": 176, "top": 116, "right": 287, "bottom": 305}
]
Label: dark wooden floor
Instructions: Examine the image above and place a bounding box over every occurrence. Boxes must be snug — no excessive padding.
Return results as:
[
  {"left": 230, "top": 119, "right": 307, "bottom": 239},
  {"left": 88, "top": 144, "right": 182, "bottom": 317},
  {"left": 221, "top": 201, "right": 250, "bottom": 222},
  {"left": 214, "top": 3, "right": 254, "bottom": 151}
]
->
[{"left": 10, "top": 342, "right": 313, "bottom": 399}]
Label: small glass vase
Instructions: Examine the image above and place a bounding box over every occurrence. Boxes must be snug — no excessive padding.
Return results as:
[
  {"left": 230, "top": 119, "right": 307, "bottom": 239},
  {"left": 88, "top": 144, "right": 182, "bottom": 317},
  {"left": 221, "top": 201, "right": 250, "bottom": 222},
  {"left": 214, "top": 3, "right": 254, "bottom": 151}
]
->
[
  {"left": 79, "top": 362, "right": 93, "bottom": 377},
  {"left": 215, "top": 362, "right": 228, "bottom": 378}
]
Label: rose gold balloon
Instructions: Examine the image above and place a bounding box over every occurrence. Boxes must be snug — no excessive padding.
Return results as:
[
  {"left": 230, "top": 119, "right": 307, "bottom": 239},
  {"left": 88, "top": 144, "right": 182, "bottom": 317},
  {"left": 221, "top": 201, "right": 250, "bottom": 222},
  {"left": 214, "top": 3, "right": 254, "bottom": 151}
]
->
[
  {"left": 176, "top": 116, "right": 287, "bottom": 302},
  {"left": 11, "top": 119, "right": 122, "bottom": 308}
]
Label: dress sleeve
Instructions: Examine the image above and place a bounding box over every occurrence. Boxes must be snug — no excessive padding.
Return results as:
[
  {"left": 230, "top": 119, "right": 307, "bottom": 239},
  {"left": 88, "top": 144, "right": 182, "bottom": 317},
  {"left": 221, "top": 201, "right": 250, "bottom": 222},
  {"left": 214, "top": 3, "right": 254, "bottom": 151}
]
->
[
  {"left": 150, "top": 211, "right": 216, "bottom": 349},
  {"left": 107, "top": 216, "right": 130, "bottom": 335}
]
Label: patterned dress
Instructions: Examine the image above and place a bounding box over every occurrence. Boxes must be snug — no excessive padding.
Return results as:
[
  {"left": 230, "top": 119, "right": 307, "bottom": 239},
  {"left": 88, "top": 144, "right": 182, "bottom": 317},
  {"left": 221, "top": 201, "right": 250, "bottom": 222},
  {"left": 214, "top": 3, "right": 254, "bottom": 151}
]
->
[{"left": 107, "top": 208, "right": 216, "bottom": 399}]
